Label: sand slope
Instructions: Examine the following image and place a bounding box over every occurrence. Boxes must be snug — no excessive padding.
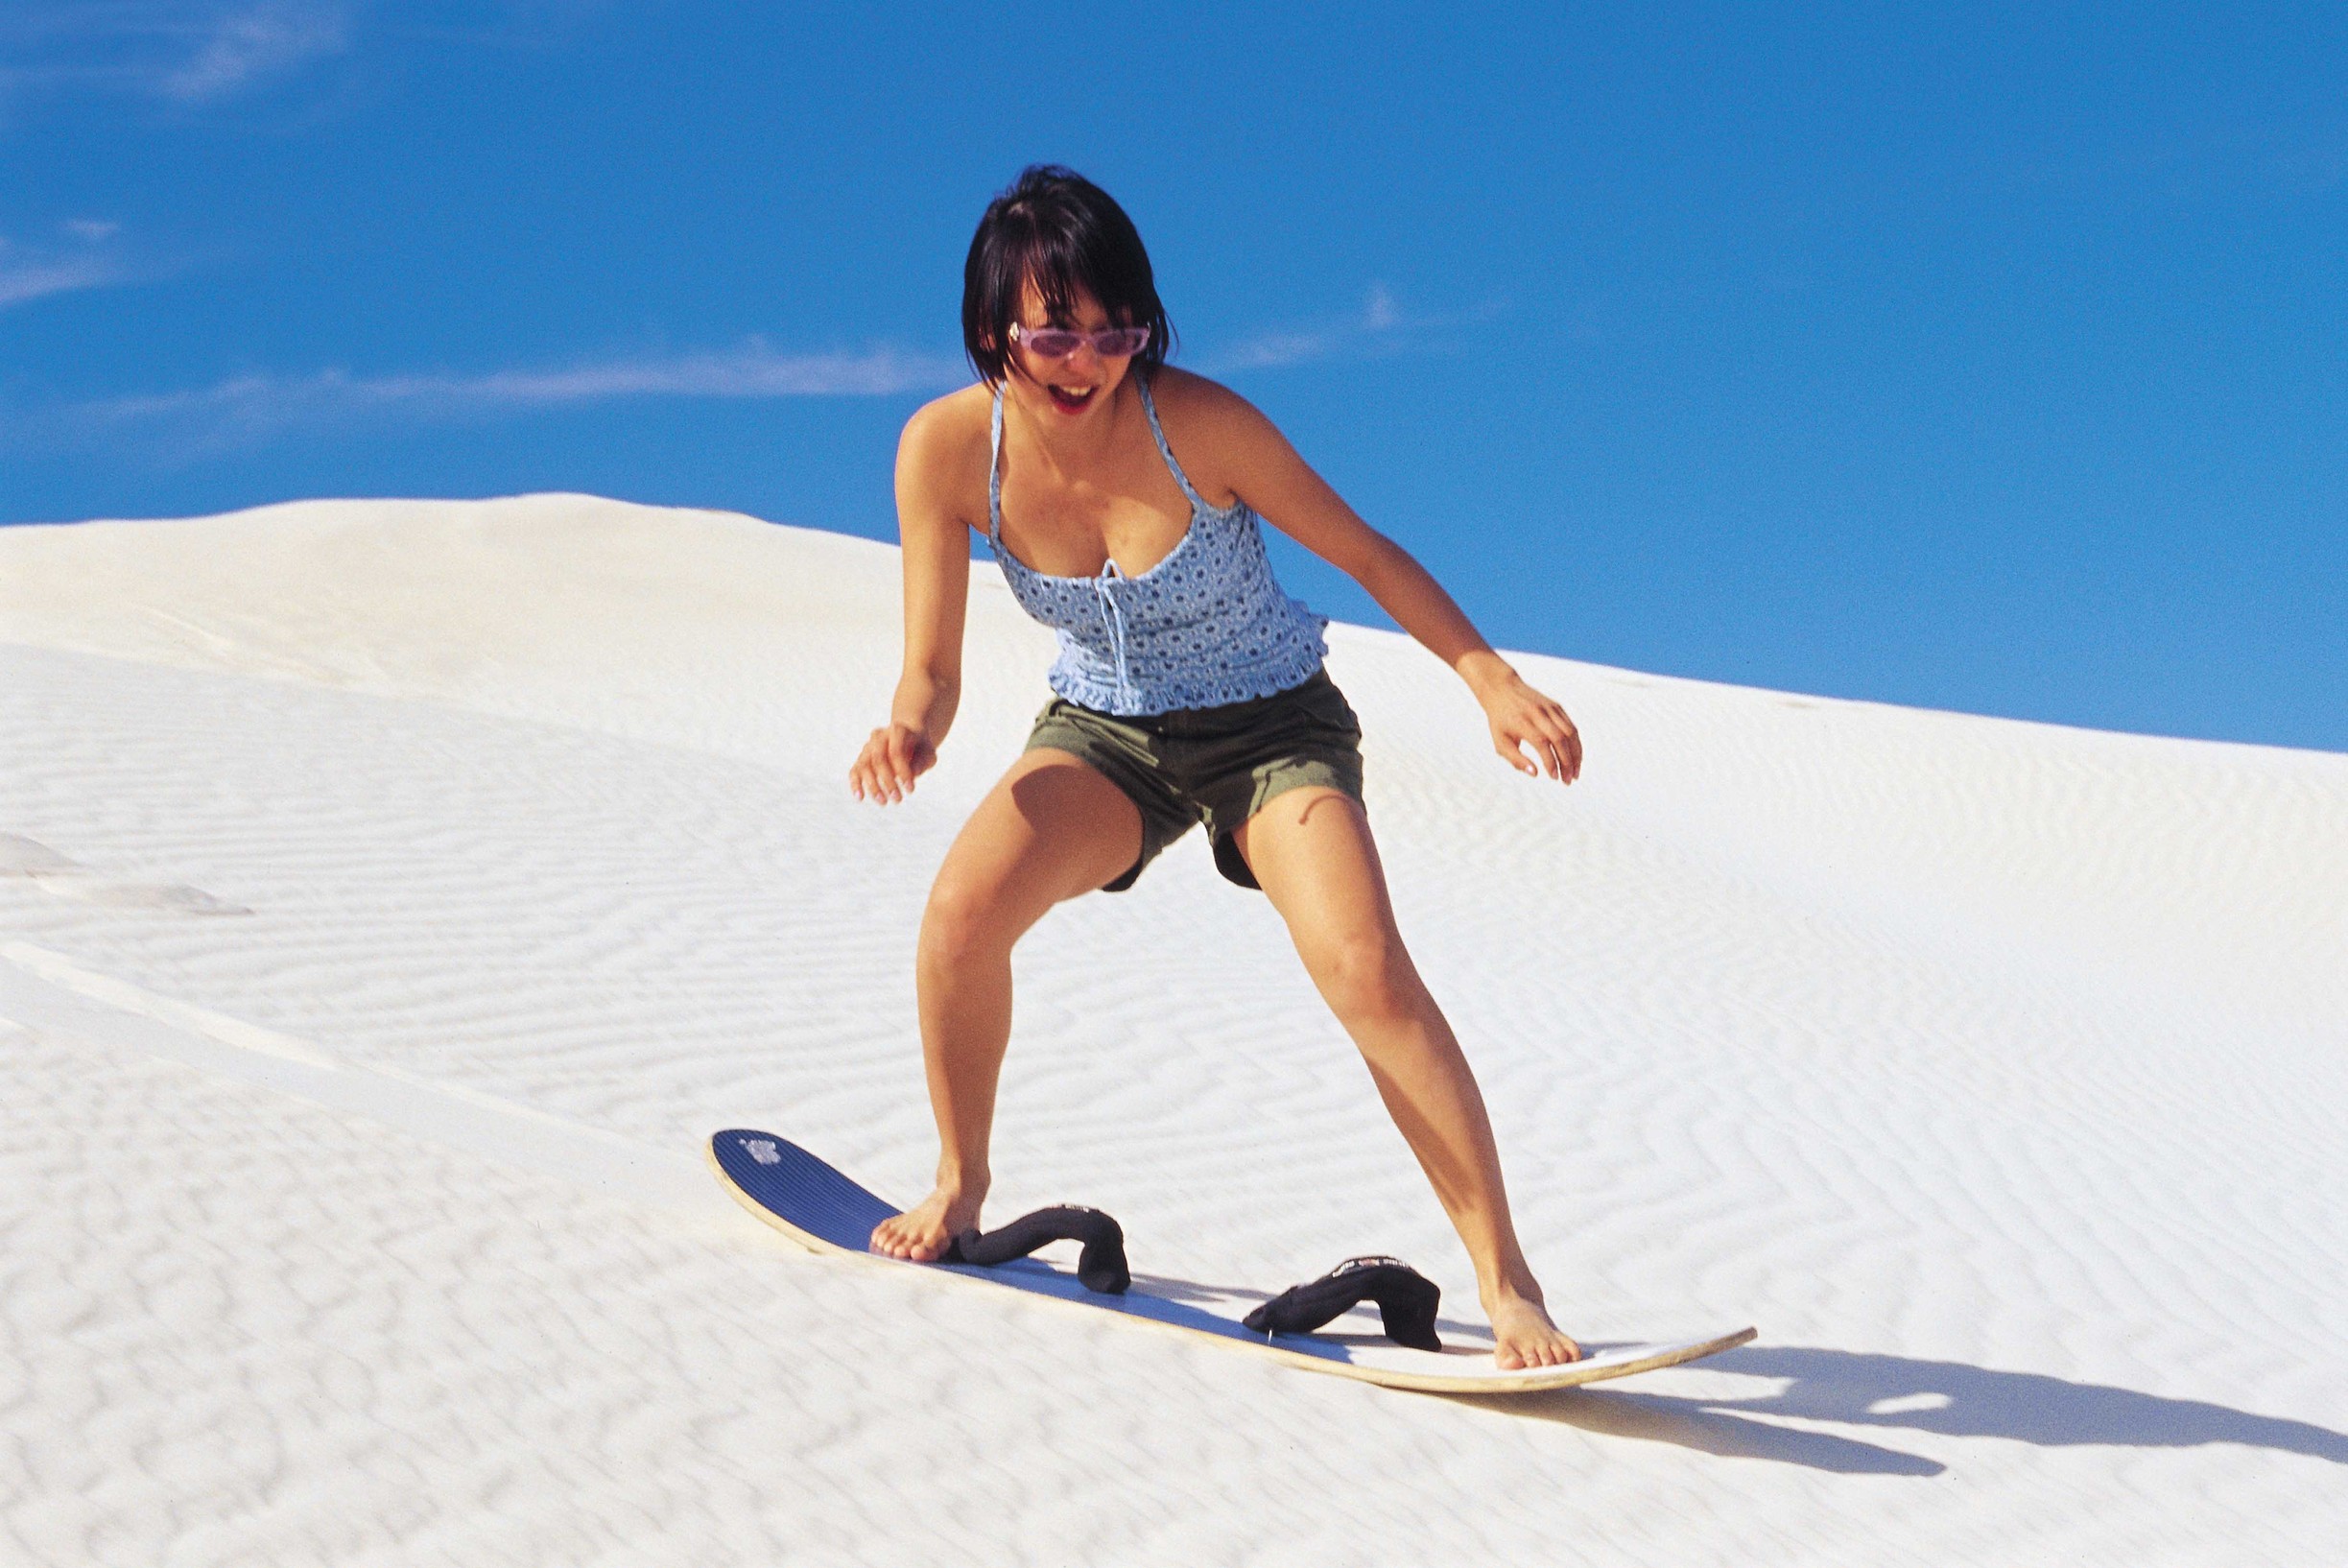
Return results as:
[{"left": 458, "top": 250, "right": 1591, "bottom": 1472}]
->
[{"left": 3, "top": 494, "right": 2343, "bottom": 1565}]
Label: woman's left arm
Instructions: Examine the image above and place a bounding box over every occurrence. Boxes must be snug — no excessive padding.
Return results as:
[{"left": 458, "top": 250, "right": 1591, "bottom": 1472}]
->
[{"left": 1201, "top": 381, "right": 1582, "bottom": 785}]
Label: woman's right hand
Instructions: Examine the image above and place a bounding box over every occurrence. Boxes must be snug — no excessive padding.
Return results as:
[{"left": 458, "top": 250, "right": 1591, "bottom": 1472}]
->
[{"left": 849, "top": 722, "right": 937, "bottom": 804}]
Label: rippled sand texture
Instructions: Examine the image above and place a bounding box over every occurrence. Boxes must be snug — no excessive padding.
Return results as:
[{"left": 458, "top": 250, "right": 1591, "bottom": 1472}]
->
[{"left": 3, "top": 495, "right": 2344, "bottom": 1566}]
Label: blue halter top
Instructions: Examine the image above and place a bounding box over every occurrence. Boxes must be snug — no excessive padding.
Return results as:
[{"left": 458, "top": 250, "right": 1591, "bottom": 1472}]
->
[{"left": 986, "top": 377, "right": 1329, "bottom": 716}]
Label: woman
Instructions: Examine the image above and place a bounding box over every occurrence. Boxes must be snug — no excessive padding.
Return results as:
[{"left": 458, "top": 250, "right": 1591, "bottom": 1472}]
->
[{"left": 851, "top": 166, "right": 1584, "bottom": 1368}]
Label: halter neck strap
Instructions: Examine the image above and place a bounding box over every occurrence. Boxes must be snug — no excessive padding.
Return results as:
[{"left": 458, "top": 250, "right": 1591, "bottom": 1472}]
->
[
  {"left": 987, "top": 386, "right": 1006, "bottom": 544},
  {"left": 1135, "top": 376, "right": 1208, "bottom": 511}
]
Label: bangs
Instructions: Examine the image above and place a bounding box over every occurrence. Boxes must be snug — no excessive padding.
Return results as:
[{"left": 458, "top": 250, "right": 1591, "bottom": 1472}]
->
[{"left": 1010, "top": 231, "right": 1099, "bottom": 327}]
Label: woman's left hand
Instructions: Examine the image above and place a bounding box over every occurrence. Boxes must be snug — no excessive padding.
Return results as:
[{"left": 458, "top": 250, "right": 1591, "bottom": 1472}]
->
[{"left": 1479, "top": 672, "right": 1583, "bottom": 784}]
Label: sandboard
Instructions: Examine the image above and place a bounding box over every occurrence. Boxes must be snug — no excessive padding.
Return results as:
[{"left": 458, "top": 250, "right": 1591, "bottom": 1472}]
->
[{"left": 709, "top": 1129, "right": 1755, "bottom": 1395}]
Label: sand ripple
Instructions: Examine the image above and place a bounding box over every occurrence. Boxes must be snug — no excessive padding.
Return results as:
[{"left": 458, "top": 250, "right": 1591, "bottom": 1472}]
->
[{"left": 2, "top": 498, "right": 2343, "bottom": 1564}]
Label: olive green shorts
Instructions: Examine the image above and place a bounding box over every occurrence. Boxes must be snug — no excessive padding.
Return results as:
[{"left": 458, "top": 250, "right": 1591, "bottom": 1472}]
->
[{"left": 1024, "top": 666, "right": 1366, "bottom": 892}]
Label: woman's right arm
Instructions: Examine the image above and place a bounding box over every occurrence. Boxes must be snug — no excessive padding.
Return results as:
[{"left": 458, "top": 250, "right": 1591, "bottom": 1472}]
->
[{"left": 850, "top": 400, "right": 973, "bottom": 804}]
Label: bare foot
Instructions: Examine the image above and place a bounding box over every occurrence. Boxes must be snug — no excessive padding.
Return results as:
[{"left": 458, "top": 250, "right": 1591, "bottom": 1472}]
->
[
  {"left": 1486, "top": 1289, "right": 1583, "bottom": 1369},
  {"left": 870, "top": 1185, "right": 984, "bottom": 1262}
]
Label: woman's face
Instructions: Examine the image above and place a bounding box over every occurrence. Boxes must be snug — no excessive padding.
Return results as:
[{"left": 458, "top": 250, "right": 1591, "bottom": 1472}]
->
[{"left": 1004, "top": 279, "right": 1135, "bottom": 422}]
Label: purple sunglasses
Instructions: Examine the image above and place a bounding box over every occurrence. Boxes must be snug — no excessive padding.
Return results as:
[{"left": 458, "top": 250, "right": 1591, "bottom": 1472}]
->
[{"left": 1011, "top": 321, "right": 1152, "bottom": 359}]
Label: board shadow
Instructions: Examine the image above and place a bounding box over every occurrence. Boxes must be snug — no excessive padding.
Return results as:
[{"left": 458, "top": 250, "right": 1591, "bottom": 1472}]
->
[
  {"left": 1451, "top": 1343, "right": 2348, "bottom": 1475},
  {"left": 1468, "top": 1384, "right": 1948, "bottom": 1475},
  {"left": 1718, "top": 1344, "right": 2348, "bottom": 1460}
]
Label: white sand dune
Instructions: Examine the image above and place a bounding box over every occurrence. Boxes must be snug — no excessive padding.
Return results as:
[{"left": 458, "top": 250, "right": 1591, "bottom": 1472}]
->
[{"left": 3, "top": 493, "right": 2343, "bottom": 1565}]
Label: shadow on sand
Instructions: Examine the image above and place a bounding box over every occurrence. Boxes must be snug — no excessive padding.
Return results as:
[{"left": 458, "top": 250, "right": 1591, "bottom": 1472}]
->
[{"left": 1448, "top": 1344, "right": 2348, "bottom": 1478}]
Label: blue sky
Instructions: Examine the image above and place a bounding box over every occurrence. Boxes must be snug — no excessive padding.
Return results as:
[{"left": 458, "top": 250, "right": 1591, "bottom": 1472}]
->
[{"left": 4, "top": 2, "right": 2342, "bottom": 751}]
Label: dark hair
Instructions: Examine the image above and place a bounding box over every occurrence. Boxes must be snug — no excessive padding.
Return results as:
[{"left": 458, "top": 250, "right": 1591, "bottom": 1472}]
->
[{"left": 962, "top": 165, "right": 1174, "bottom": 386}]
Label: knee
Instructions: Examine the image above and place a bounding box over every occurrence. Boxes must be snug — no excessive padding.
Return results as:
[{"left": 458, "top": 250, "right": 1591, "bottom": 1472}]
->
[
  {"left": 918, "top": 876, "right": 1012, "bottom": 970},
  {"left": 1304, "top": 930, "right": 1420, "bottom": 1024}
]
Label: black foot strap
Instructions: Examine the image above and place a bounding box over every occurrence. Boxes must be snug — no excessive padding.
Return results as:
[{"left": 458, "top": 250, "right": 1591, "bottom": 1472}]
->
[
  {"left": 942, "top": 1205, "right": 1130, "bottom": 1295},
  {"left": 1243, "top": 1256, "right": 1443, "bottom": 1351}
]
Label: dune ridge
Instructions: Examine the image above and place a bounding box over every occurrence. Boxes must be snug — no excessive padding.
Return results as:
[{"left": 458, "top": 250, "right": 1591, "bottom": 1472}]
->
[{"left": 3, "top": 494, "right": 2343, "bottom": 1565}]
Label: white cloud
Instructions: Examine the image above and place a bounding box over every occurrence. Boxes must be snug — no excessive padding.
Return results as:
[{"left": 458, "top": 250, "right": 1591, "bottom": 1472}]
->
[
  {"left": 446, "top": 344, "right": 961, "bottom": 402},
  {"left": 157, "top": 1, "right": 349, "bottom": 102},
  {"left": 1204, "top": 283, "right": 1440, "bottom": 373},
  {"left": 0, "top": 2, "right": 354, "bottom": 105},
  {"left": 27, "top": 341, "right": 965, "bottom": 453},
  {"left": 0, "top": 253, "right": 124, "bottom": 308},
  {"left": 1215, "top": 331, "right": 1336, "bottom": 372},
  {"left": 0, "top": 225, "right": 129, "bottom": 309}
]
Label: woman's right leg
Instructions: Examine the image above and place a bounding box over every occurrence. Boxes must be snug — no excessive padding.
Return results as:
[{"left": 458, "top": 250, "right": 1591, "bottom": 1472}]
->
[{"left": 869, "top": 748, "right": 1145, "bottom": 1260}]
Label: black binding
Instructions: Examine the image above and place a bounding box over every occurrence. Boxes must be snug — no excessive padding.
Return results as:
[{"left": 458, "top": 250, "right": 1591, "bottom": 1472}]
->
[
  {"left": 941, "top": 1205, "right": 1131, "bottom": 1295},
  {"left": 1242, "top": 1255, "right": 1443, "bottom": 1351}
]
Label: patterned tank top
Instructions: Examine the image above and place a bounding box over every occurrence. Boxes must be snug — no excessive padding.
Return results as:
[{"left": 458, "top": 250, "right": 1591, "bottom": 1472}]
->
[{"left": 986, "top": 377, "right": 1329, "bottom": 716}]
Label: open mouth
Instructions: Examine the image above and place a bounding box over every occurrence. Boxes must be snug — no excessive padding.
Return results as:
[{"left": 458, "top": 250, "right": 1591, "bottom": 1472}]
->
[{"left": 1046, "top": 383, "right": 1098, "bottom": 414}]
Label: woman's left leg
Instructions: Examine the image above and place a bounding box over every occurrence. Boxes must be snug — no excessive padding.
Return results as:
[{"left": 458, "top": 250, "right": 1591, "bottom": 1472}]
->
[{"left": 1229, "top": 786, "right": 1582, "bottom": 1369}]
